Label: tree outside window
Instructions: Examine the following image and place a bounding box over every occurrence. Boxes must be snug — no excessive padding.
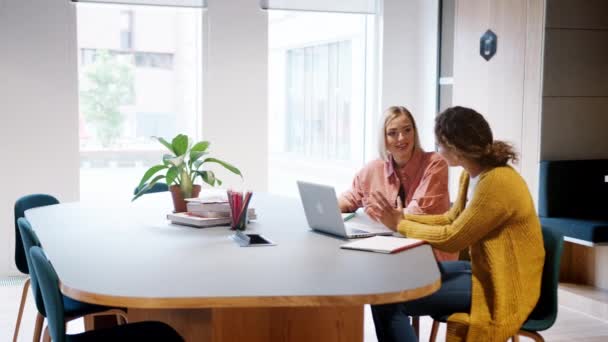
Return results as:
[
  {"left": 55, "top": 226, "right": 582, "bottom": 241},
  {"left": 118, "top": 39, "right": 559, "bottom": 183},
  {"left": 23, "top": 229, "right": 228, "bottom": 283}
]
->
[{"left": 79, "top": 50, "right": 134, "bottom": 148}]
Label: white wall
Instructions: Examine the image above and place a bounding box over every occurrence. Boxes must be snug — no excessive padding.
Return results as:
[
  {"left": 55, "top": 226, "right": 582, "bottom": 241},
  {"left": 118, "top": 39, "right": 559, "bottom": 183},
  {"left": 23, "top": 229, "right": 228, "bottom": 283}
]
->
[
  {"left": 203, "top": 0, "right": 268, "bottom": 191},
  {"left": 0, "top": 0, "right": 80, "bottom": 276},
  {"left": 381, "top": 0, "right": 439, "bottom": 152}
]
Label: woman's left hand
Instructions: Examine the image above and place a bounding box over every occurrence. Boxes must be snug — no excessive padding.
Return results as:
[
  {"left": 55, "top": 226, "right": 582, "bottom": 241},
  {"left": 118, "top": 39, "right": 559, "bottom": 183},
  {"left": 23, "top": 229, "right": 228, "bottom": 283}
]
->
[{"left": 367, "top": 191, "right": 403, "bottom": 231}]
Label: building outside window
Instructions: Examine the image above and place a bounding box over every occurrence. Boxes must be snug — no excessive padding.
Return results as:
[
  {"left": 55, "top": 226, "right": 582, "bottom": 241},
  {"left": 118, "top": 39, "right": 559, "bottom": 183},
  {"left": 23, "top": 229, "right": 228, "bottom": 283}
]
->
[
  {"left": 76, "top": 3, "right": 203, "bottom": 202},
  {"left": 284, "top": 40, "right": 353, "bottom": 160},
  {"left": 120, "top": 10, "right": 134, "bottom": 50},
  {"left": 268, "top": 10, "right": 378, "bottom": 197}
]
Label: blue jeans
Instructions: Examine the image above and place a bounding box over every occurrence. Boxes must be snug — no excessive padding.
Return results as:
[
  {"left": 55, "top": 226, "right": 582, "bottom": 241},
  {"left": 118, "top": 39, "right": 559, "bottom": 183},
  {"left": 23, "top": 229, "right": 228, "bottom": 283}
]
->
[{"left": 371, "top": 261, "right": 472, "bottom": 342}]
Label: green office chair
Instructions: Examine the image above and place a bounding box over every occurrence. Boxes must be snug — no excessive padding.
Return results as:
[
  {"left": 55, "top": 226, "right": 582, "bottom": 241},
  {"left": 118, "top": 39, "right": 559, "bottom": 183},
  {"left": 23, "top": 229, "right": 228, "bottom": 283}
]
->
[
  {"left": 29, "top": 246, "right": 184, "bottom": 342},
  {"left": 18, "top": 218, "right": 128, "bottom": 341},
  {"left": 427, "top": 227, "right": 564, "bottom": 342},
  {"left": 513, "top": 227, "right": 563, "bottom": 341},
  {"left": 13, "top": 194, "right": 59, "bottom": 342}
]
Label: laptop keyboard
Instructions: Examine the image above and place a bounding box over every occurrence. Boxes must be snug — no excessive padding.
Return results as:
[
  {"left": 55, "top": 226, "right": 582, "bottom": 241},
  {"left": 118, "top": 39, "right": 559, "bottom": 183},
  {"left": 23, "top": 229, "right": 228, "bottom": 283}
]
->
[
  {"left": 351, "top": 228, "right": 370, "bottom": 234},
  {"left": 346, "top": 222, "right": 371, "bottom": 232},
  {"left": 346, "top": 221, "right": 393, "bottom": 237}
]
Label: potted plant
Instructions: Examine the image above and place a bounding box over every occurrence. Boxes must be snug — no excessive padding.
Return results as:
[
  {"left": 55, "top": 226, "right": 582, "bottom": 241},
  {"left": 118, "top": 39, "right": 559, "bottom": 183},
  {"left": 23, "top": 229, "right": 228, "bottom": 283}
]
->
[{"left": 132, "top": 134, "right": 242, "bottom": 212}]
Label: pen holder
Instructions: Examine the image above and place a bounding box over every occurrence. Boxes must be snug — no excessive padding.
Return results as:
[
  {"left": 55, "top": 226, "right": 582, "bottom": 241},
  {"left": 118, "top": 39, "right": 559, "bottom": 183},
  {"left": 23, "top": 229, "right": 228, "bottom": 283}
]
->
[
  {"left": 227, "top": 190, "right": 252, "bottom": 231},
  {"left": 230, "top": 203, "right": 248, "bottom": 231}
]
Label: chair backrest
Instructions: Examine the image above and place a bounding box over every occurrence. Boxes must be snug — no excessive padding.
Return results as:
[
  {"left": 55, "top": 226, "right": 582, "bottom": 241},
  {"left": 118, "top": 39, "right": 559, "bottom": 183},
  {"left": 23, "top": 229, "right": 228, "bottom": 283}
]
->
[
  {"left": 14, "top": 194, "right": 59, "bottom": 274},
  {"left": 29, "top": 246, "right": 66, "bottom": 342},
  {"left": 526, "top": 227, "right": 564, "bottom": 328},
  {"left": 133, "top": 182, "right": 169, "bottom": 196},
  {"left": 18, "top": 218, "right": 47, "bottom": 316},
  {"left": 539, "top": 159, "right": 608, "bottom": 219}
]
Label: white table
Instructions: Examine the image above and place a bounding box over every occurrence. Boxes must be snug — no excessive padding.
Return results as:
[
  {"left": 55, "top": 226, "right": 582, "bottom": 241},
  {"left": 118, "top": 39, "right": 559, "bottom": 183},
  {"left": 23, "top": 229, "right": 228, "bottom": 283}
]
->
[{"left": 26, "top": 193, "right": 440, "bottom": 341}]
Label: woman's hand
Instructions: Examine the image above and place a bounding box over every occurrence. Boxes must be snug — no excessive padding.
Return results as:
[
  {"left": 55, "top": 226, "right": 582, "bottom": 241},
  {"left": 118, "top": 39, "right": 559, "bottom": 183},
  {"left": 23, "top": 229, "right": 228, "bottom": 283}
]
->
[{"left": 366, "top": 191, "right": 403, "bottom": 231}]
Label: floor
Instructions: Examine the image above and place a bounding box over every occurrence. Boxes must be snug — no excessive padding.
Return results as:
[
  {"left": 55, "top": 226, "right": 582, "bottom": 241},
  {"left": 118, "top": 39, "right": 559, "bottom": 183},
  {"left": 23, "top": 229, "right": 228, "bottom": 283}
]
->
[{"left": 2, "top": 277, "right": 608, "bottom": 341}]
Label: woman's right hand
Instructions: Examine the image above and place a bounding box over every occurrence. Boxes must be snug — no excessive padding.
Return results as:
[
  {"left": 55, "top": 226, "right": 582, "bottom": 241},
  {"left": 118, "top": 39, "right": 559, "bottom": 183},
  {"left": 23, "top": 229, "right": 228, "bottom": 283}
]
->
[{"left": 366, "top": 191, "right": 404, "bottom": 231}]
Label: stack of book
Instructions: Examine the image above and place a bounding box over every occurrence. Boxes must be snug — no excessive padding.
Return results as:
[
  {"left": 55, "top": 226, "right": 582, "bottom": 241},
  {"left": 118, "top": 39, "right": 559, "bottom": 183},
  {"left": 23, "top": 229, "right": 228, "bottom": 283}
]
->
[
  {"left": 166, "top": 193, "right": 257, "bottom": 228},
  {"left": 186, "top": 201, "right": 256, "bottom": 220}
]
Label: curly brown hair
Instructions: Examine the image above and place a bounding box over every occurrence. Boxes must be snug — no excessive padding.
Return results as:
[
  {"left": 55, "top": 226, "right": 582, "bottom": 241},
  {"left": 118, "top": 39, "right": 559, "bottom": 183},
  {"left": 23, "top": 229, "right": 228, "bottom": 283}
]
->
[{"left": 435, "top": 106, "right": 518, "bottom": 167}]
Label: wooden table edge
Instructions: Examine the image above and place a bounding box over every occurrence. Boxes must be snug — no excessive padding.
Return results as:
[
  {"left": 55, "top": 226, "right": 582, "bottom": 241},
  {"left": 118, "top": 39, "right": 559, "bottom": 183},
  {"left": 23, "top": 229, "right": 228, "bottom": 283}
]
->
[{"left": 60, "top": 278, "right": 441, "bottom": 309}]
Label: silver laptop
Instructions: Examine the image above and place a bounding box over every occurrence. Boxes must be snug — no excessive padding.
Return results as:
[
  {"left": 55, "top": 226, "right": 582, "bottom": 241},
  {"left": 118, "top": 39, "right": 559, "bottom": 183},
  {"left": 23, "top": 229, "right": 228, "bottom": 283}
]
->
[{"left": 297, "top": 181, "right": 394, "bottom": 238}]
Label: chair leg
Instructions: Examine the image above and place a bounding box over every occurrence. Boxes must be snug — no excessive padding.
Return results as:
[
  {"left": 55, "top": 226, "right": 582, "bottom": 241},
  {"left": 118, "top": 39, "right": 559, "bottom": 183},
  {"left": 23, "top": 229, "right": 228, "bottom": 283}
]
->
[
  {"left": 83, "top": 315, "right": 95, "bottom": 331},
  {"left": 412, "top": 316, "right": 420, "bottom": 341},
  {"left": 518, "top": 330, "right": 544, "bottom": 342},
  {"left": 33, "top": 312, "right": 44, "bottom": 342},
  {"left": 117, "top": 313, "right": 127, "bottom": 325},
  {"left": 13, "top": 277, "right": 30, "bottom": 342},
  {"left": 79, "top": 308, "right": 129, "bottom": 328},
  {"left": 42, "top": 326, "right": 50, "bottom": 342},
  {"left": 105, "top": 309, "right": 128, "bottom": 325},
  {"left": 429, "top": 320, "right": 440, "bottom": 342}
]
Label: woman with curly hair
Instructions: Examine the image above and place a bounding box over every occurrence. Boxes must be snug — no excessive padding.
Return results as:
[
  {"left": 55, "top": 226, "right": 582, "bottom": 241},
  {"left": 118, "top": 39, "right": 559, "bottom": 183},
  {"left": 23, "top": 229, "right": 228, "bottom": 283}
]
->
[{"left": 368, "top": 106, "right": 545, "bottom": 342}]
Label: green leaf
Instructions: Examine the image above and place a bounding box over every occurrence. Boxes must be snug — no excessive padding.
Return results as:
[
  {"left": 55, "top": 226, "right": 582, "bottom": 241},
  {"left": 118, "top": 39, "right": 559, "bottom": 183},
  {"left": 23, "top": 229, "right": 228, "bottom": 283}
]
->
[
  {"left": 172, "top": 134, "right": 189, "bottom": 156},
  {"left": 154, "top": 136, "right": 175, "bottom": 155},
  {"left": 201, "top": 158, "right": 243, "bottom": 178},
  {"left": 190, "top": 150, "right": 209, "bottom": 161},
  {"left": 162, "top": 154, "right": 174, "bottom": 166},
  {"left": 167, "top": 155, "right": 185, "bottom": 167},
  {"left": 188, "top": 141, "right": 209, "bottom": 168},
  {"left": 192, "top": 159, "right": 204, "bottom": 169},
  {"left": 198, "top": 170, "right": 216, "bottom": 186},
  {"left": 132, "top": 174, "right": 166, "bottom": 201},
  {"left": 135, "top": 164, "right": 168, "bottom": 191},
  {"left": 166, "top": 166, "right": 179, "bottom": 186},
  {"left": 191, "top": 141, "right": 210, "bottom": 153}
]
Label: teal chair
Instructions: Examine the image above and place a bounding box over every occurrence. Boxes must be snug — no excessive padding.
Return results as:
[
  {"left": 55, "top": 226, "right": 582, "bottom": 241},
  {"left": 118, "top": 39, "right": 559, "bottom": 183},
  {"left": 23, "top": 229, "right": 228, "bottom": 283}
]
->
[
  {"left": 29, "top": 246, "right": 183, "bottom": 342},
  {"left": 13, "top": 194, "right": 59, "bottom": 342},
  {"left": 514, "top": 227, "right": 563, "bottom": 341},
  {"left": 133, "top": 182, "right": 169, "bottom": 195},
  {"left": 428, "top": 227, "right": 564, "bottom": 342},
  {"left": 18, "top": 218, "right": 128, "bottom": 341}
]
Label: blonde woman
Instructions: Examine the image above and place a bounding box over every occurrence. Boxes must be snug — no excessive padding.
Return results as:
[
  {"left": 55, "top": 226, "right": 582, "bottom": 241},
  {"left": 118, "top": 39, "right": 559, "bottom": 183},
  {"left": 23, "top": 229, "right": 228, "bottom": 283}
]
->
[
  {"left": 369, "top": 106, "right": 545, "bottom": 342},
  {"left": 338, "top": 106, "right": 456, "bottom": 261}
]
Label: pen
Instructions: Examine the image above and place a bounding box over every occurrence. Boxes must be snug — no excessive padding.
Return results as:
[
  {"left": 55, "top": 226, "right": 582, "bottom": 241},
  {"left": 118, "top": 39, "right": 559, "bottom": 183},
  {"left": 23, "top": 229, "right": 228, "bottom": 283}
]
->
[{"left": 342, "top": 212, "right": 356, "bottom": 222}]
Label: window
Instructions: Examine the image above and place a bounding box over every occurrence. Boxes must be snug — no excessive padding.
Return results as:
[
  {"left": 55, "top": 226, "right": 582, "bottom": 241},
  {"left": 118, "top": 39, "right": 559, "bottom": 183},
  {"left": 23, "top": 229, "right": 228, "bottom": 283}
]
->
[
  {"left": 284, "top": 40, "right": 353, "bottom": 160},
  {"left": 76, "top": 3, "right": 203, "bottom": 202},
  {"left": 120, "top": 10, "right": 134, "bottom": 50},
  {"left": 268, "top": 10, "right": 378, "bottom": 197},
  {"left": 134, "top": 52, "right": 173, "bottom": 69},
  {"left": 80, "top": 49, "right": 174, "bottom": 70},
  {"left": 438, "top": 0, "right": 461, "bottom": 200}
]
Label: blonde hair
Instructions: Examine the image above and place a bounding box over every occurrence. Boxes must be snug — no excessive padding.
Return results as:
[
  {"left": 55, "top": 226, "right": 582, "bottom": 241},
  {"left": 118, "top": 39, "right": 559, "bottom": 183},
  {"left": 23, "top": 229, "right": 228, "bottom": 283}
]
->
[{"left": 378, "top": 106, "right": 421, "bottom": 160}]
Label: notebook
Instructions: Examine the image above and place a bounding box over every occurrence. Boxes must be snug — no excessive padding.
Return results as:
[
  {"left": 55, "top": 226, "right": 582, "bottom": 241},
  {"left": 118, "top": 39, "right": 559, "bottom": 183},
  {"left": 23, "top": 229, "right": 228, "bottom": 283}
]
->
[{"left": 340, "top": 236, "right": 425, "bottom": 254}]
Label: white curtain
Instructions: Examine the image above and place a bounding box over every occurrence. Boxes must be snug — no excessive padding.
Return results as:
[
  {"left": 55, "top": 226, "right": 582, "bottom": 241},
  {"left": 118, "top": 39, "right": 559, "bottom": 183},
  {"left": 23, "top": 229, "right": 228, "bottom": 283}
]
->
[
  {"left": 260, "top": 0, "right": 378, "bottom": 14},
  {"left": 71, "top": 0, "right": 207, "bottom": 8}
]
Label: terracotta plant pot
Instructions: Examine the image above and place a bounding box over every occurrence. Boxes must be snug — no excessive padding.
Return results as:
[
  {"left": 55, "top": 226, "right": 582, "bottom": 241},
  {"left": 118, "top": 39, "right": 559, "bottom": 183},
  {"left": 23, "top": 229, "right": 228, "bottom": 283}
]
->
[{"left": 170, "top": 184, "right": 201, "bottom": 213}]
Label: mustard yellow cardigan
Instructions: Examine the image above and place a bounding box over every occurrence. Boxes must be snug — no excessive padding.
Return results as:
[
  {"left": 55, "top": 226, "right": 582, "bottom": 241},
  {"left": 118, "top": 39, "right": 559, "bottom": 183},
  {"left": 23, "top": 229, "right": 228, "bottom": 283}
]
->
[{"left": 398, "top": 166, "right": 545, "bottom": 341}]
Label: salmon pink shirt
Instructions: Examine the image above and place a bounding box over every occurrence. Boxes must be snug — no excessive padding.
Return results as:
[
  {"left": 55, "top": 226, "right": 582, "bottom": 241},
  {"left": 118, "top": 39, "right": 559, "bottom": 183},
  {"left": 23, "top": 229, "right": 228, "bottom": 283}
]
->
[{"left": 340, "top": 148, "right": 457, "bottom": 261}]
